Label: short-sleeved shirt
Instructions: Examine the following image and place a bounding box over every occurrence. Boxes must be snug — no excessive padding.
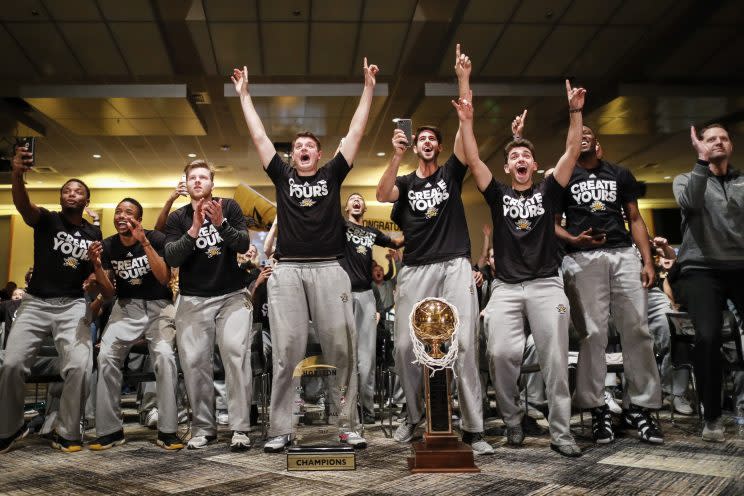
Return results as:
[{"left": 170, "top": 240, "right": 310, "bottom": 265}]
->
[
  {"left": 101, "top": 230, "right": 172, "bottom": 301},
  {"left": 164, "top": 197, "right": 247, "bottom": 297},
  {"left": 394, "top": 155, "right": 470, "bottom": 266},
  {"left": 562, "top": 160, "right": 639, "bottom": 252},
  {"left": 483, "top": 174, "right": 564, "bottom": 283},
  {"left": 266, "top": 153, "right": 350, "bottom": 260},
  {"left": 339, "top": 222, "right": 396, "bottom": 291},
  {"left": 26, "top": 208, "right": 102, "bottom": 298}
]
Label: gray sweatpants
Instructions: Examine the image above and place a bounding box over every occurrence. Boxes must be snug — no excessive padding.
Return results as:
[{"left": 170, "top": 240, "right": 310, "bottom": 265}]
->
[
  {"left": 176, "top": 289, "right": 253, "bottom": 437},
  {"left": 483, "top": 276, "right": 573, "bottom": 446},
  {"left": 563, "top": 247, "right": 661, "bottom": 410},
  {"left": 0, "top": 295, "right": 92, "bottom": 440},
  {"left": 267, "top": 261, "right": 357, "bottom": 438},
  {"left": 353, "top": 289, "right": 377, "bottom": 416},
  {"left": 394, "top": 257, "right": 483, "bottom": 433},
  {"left": 647, "top": 287, "right": 689, "bottom": 396},
  {"left": 96, "top": 298, "right": 178, "bottom": 436}
]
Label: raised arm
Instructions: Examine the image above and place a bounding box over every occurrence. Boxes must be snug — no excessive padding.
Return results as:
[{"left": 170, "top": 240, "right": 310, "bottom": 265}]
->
[
  {"left": 88, "top": 242, "right": 116, "bottom": 300},
  {"left": 340, "top": 58, "right": 379, "bottom": 165},
  {"left": 376, "top": 129, "right": 406, "bottom": 202},
  {"left": 453, "top": 44, "right": 471, "bottom": 164},
  {"left": 155, "top": 180, "right": 186, "bottom": 232},
  {"left": 232, "top": 66, "right": 277, "bottom": 168},
  {"left": 477, "top": 224, "right": 492, "bottom": 267},
  {"left": 10, "top": 145, "right": 41, "bottom": 226},
  {"left": 451, "top": 90, "right": 492, "bottom": 192},
  {"left": 130, "top": 220, "right": 170, "bottom": 286},
  {"left": 673, "top": 126, "right": 711, "bottom": 211},
  {"left": 551, "top": 80, "right": 586, "bottom": 187}
]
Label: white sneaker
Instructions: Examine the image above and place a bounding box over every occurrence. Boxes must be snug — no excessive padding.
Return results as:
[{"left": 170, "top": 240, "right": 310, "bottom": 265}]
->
[
  {"left": 339, "top": 431, "right": 367, "bottom": 449},
  {"left": 702, "top": 417, "right": 725, "bottom": 443},
  {"left": 672, "top": 396, "right": 694, "bottom": 416},
  {"left": 393, "top": 419, "right": 421, "bottom": 443},
  {"left": 230, "top": 431, "right": 251, "bottom": 451},
  {"left": 216, "top": 410, "right": 229, "bottom": 426},
  {"left": 263, "top": 434, "right": 291, "bottom": 453},
  {"left": 186, "top": 435, "right": 216, "bottom": 449},
  {"left": 604, "top": 389, "right": 623, "bottom": 415},
  {"left": 145, "top": 408, "right": 159, "bottom": 428}
]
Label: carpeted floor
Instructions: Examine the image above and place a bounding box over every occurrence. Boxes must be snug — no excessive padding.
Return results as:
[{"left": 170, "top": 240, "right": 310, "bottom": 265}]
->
[{"left": 1, "top": 409, "right": 743, "bottom": 495}]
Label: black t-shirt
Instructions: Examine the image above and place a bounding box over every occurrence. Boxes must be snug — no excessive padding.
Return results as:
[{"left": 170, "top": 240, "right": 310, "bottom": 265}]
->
[
  {"left": 483, "top": 175, "right": 564, "bottom": 283},
  {"left": 26, "top": 208, "right": 102, "bottom": 298},
  {"left": 394, "top": 155, "right": 470, "bottom": 266},
  {"left": 562, "top": 160, "right": 639, "bottom": 252},
  {"left": 101, "top": 230, "right": 172, "bottom": 301},
  {"left": 164, "top": 197, "right": 247, "bottom": 297},
  {"left": 339, "top": 222, "right": 396, "bottom": 291},
  {"left": 266, "top": 153, "right": 350, "bottom": 259}
]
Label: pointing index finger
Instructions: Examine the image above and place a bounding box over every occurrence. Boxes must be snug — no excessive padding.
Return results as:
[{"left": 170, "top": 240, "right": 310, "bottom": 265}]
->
[
  {"left": 565, "top": 79, "right": 572, "bottom": 95},
  {"left": 455, "top": 43, "right": 460, "bottom": 60}
]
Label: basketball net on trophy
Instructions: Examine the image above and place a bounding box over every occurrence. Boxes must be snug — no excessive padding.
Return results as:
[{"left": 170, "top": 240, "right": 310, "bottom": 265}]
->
[{"left": 408, "top": 297, "right": 460, "bottom": 373}]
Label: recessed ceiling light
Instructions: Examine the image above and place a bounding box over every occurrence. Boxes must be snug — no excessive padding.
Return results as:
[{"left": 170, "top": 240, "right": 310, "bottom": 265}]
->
[
  {"left": 664, "top": 176, "right": 671, "bottom": 179},
  {"left": 221, "top": 144, "right": 231, "bottom": 152},
  {"left": 537, "top": 169, "right": 545, "bottom": 174},
  {"left": 92, "top": 154, "right": 101, "bottom": 159},
  {"left": 376, "top": 152, "right": 385, "bottom": 157},
  {"left": 283, "top": 153, "right": 289, "bottom": 158},
  {"left": 187, "top": 153, "right": 197, "bottom": 158}
]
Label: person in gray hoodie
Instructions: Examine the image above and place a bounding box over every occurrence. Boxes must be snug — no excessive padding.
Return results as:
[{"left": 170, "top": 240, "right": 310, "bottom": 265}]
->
[{"left": 672, "top": 123, "right": 744, "bottom": 443}]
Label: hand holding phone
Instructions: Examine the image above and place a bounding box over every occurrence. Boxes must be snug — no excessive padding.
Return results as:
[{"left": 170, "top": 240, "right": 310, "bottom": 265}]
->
[
  {"left": 393, "top": 118, "right": 413, "bottom": 147},
  {"left": 15, "top": 137, "right": 35, "bottom": 168}
]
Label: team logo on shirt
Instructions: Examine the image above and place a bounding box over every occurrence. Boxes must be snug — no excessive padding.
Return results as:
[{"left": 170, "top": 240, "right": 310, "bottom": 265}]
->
[
  {"left": 340, "top": 292, "right": 349, "bottom": 303},
  {"left": 570, "top": 179, "right": 617, "bottom": 206},
  {"left": 408, "top": 179, "right": 450, "bottom": 216},
  {"left": 289, "top": 178, "right": 329, "bottom": 207},
  {"left": 130, "top": 277, "right": 143, "bottom": 286},
  {"left": 556, "top": 304, "right": 567, "bottom": 314},
  {"left": 54, "top": 231, "right": 93, "bottom": 266},
  {"left": 356, "top": 245, "right": 367, "bottom": 255},
  {"left": 206, "top": 246, "right": 222, "bottom": 258},
  {"left": 64, "top": 257, "right": 80, "bottom": 269},
  {"left": 590, "top": 200, "right": 606, "bottom": 212},
  {"left": 503, "top": 193, "right": 545, "bottom": 232}
]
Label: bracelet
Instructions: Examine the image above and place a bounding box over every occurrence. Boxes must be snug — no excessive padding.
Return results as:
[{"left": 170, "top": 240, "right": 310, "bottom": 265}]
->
[
  {"left": 569, "top": 107, "right": 583, "bottom": 113},
  {"left": 141, "top": 242, "right": 151, "bottom": 248}
]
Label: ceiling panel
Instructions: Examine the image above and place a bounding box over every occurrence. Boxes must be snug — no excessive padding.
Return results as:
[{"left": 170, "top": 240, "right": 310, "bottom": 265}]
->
[
  {"left": 312, "top": 0, "right": 363, "bottom": 21},
  {"left": 259, "top": 0, "right": 310, "bottom": 21},
  {"left": 568, "top": 26, "right": 647, "bottom": 78},
  {"left": 309, "top": 23, "right": 356, "bottom": 75},
  {"left": 651, "top": 27, "right": 737, "bottom": 79},
  {"left": 355, "top": 23, "right": 408, "bottom": 75},
  {"left": 698, "top": 33, "right": 744, "bottom": 78},
  {"left": 210, "top": 23, "right": 262, "bottom": 76},
  {"left": 437, "top": 24, "right": 505, "bottom": 77},
  {"left": 363, "top": 0, "right": 417, "bottom": 22},
  {"left": 109, "top": 22, "right": 172, "bottom": 76},
  {"left": 58, "top": 22, "right": 129, "bottom": 76},
  {"left": 561, "top": 0, "right": 622, "bottom": 24},
  {"left": 708, "top": 1, "right": 744, "bottom": 24},
  {"left": 44, "top": 0, "right": 100, "bottom": 21},
  {"left": 479, "top": 25, "right": 552, "bottom": 77},
  {"left": 98, "top": 0, "right": 153, "bottom": 21},
  {"left": 0, "top": 25, "right": 36, "bottom": 76},
  {"left": 523, "top": 25, "right": 597, "bottom": 77},
  {"left": 512, "top": 0, "right": 572, "bottom": 23},
  {"left": 203, "top": 0, "right": 257, "bottom": 21},
  {"left": 4, "top": 22, "right": 82, "bottom": 77},
  {"left": 185, "top": 21, "right": 218, "bottom": 74},
  {"left": 609, "top": 0, "right": 676, "bottom": 25},
  {"left": 0, "top": 0, "right": 48, "bottom": 21},
  {"left": 462, "top": 0, "right": 519, "bottom": 23},
  {"left": 262, "top": 22, "right": 309, "bottom": 75}
]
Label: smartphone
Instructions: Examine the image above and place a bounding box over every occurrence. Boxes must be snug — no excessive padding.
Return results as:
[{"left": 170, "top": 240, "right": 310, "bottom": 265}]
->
[
  {"left": 590, "top": 228, "right": 607, "bottom": 239},
  {"left": 393, "top": 118, "right": 413, "bottom": 147},
  {"left": 17, "top": 137, "right": 36, "bottom": 167},
  {"left": 179, "top": 174, "right": 188, "bottom": 196}
]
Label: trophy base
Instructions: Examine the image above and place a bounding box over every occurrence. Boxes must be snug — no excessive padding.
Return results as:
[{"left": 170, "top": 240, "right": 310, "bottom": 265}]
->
[
  {"left": 407, "top": 433, "right": 480, "bottom": 473},
  {"left": 287, "top": 445, "right": 356, "bottom": 471}
]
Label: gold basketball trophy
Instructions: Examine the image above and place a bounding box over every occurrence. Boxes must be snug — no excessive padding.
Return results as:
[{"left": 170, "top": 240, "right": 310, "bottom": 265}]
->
[{"left": 407, "top": 298, "right": 479, "bottom": 473}]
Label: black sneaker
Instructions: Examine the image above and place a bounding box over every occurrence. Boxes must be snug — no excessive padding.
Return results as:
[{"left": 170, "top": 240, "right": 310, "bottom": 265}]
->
[
  {"left": 362, "top": 413, "right": 376, "bottom": 425},
  {"left": 51, "top": 433, "right": 83, "bottom": 453},
  {"left": 623, "top": 406, "right": 663, "bottom": 444},
  {"left": 0, "top": 425, "right": 30, "bottom": 454},
  {"left": 591, "top": 405, "right": 614, "bottom": 444},
  {"left": 156, "top": 431, "right": 184, "bottom": 450},
  {"left": 88, "top": 430, "right": 126, "bottom": 451}
]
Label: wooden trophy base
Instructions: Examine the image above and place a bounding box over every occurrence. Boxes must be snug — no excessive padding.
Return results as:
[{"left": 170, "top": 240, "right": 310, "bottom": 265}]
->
[{"left": 407, "top": 432, "right": 480, "bottom": 473}]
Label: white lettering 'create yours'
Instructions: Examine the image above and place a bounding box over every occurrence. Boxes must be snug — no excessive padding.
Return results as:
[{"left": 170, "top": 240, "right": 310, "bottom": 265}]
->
[
  {"left": 346, "top": 227, "right": 376, "bottom": 248},
  {"left": 408, "top": 179, "right": 449, "bottom": 212},
  {"left": 570, "top": 179, "right": 618, "bottom": 204},
  {"left": 52, "top": 231, "right": 93, "bottom": 260},
  {"left": 502, "top": 193, "right": 545, "bottom": 219},
  {"left": 111, "top": 254, "right": 151, "bottom": 280},
  {"left": 196, "top": 223, "right": 223, "bottom": 249},
  {"left": 288, "top": 178, "right": 329, "bottom": 199}
]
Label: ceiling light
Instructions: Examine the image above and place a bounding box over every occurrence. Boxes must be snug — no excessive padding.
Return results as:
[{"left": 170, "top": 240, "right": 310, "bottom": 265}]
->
[
  {"left": 283, "top": 153, "right": 289, "bottom": 158},
  {"left": 376, "top": 152, "right": 385, "bottom": 157},
  {"left": 187, "top": 153, "right": 197, "bottom": 158},
  {"left": 221, "top": 144, "right": 231, "bottom": 152},
  {"left": 92, "top": 154, "right": 101, "bottom": 159},
  {"left": 537, "top": 170, "right": 545, "bottom": 174},
  {"left": 664, "top": 176, "right": 671, "bottom": 179}
]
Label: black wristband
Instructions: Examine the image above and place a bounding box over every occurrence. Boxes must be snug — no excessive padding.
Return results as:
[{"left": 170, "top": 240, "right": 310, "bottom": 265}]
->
[{"left": 569, "top": 108, "right": 583, "bottom": 113}]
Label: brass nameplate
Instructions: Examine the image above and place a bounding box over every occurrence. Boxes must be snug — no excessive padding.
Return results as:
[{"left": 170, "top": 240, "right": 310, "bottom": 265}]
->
[{"left": 287, "top": 451, "right": 356, "bottom": 471}]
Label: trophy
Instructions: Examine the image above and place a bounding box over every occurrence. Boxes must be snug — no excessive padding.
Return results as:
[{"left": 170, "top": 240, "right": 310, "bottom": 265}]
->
[
  {"left": 407, "top": 298, "right": 479, "bottom": 473},
  {"left": 287, "top": 339, "right": 356, "bottom": 471}
]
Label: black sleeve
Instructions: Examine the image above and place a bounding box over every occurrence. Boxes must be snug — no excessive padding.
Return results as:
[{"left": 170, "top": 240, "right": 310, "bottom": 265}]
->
[
  {"left": 163, "top": 210, "right": 196, "bottom": 267},
  {"left": 618, "top": 166, "right": 641, "bottom": 204},
  {"left": 394, "top": 174, "right": 409, "bottom": 199},
  {"left": 542, "top": 174, "right": 565, "bottom": 213},
  {"left": 444, "top": 154, "right": 468, "bottom": 184},
  {"left": 147, "top": 230, "right": 167, "bottom": 257},
  {"left": 217, "top": 199, "right": 250, "bottom": 253},
  {"left": 481, "top": 178, "right": 505, "bottom": 208},
  {"left": 100, "top": 238, "right": 112, "bottom": 270},
  {"left": 35, "top": 207, "right": 53, "bottom": 229},
  {"left": 326, "top": 152, "right": 352, "bottom": 183},
  {"left": 373, "top": 227, "right": 396, "bottom": 249},
  {"left": 265, "top": 153, "right": 290, "bottom": 185}
]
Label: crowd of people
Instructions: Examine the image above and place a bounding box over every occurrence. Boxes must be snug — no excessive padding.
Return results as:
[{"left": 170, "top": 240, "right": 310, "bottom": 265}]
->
[{"left": 1, "top": 45, "right": 742, "bottom": 459}]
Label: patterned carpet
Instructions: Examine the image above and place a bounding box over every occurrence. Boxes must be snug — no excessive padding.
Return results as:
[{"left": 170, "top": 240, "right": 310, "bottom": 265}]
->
[{"left": 1, "top": 411, "right": 743, "bottom": 495}]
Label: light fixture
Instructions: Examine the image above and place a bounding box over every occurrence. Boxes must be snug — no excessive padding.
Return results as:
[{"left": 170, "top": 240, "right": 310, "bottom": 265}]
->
[
  {"left": 221, "top": 144, "right": 231, "bottom": 152},
  {"left": 376, "top": 152, "right": 385, "bottom": 157},
  {"left": 537, "top": 169, "right": 545, "bottom": 174},
  {"left": 283, "top": 153, "right": 289, "bottom": 158},
  {"left": 92, "top": 154, "right": 101, "bottom": 159},
  {"left": 664, "top": 176, "right": 671, "bottom": 179},
  {"left": 187, "top": 153, "right": 197, "bottom": 158}
]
